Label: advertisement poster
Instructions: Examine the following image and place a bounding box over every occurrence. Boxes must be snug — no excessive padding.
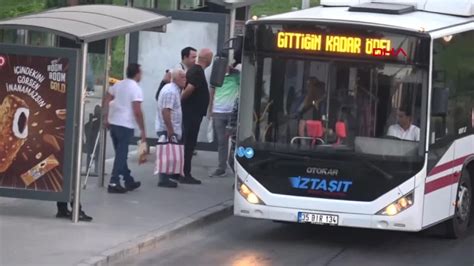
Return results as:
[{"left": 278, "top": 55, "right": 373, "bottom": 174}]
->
[{"left": 0, "top": 53, "right": 69, "bottom": 193}]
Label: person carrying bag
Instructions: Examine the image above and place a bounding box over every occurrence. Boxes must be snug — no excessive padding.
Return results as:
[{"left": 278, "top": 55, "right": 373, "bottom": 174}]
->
[
  {"left": 154, "top": 69, "right": 186, "bottom": 188},
  {"left": 154, "top": 133, "right": 184, "bottom": 177}
]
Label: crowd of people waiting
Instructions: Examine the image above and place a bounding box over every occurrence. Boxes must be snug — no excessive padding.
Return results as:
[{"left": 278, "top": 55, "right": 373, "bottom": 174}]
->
[{"left": 55, "top": 46, "right": 241, "bottom": 221}]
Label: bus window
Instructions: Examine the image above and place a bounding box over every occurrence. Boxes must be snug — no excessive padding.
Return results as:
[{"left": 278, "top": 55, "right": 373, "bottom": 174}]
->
[
  {"left": 240, "top": 56, "right": 426, "bottom": 157},
  {"left": 431, "top": 30, "right": 474, "bottom": 144},
  {"left": 254, "top": 58, "right": 273, "bottom": 142}
]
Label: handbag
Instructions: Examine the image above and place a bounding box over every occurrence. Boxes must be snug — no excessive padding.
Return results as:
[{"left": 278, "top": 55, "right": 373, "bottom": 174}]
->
[
  {"left": 207, "top": 118, "right": 214, "bottom": 143},
  {"left": 137, "top": 140, "right": 148, "bottom": 165},
  {"left": 154, "top": 135, "right": 184, "bottom": 175}
]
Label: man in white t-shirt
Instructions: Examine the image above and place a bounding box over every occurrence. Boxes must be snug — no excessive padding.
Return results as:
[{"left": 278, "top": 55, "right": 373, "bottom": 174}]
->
[
  {"left": 104, "top": 63, "right": 147, "bottom": 194},
  {"left": 387, "top": 108, "right": 420, "bottom": 141}
]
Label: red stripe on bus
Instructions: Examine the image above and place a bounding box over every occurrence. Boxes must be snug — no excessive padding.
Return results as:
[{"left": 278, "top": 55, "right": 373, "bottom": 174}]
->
[
  {"left": 425, "top": 172, "right": 461, "bottom": 194},
  {"left": 428, "top": 154, "right": 473, "bottom": 177}
]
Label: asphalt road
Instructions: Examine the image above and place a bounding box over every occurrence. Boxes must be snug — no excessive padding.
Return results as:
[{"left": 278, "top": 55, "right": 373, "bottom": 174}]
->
[{"left": 115, "top": 216, "right": 474, "bottom": 266}]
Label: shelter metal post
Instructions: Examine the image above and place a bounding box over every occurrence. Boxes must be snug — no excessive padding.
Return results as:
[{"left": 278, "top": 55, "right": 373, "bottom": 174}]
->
[
  {"left": 245, "top": 6, "right": 251, "bottom": 20},
  {"left": 72, "top": 42, "right": 88, "bottom": 223},
  {"left": 123, "top": 0, "right": 132, "bottom": 77},
  {"left": 23, "top": 30, "right": 28, "bottom": 45},
  {"left": 302, "top": 0, "right": 310, "bottom": 9},
  {"left": 98, "top": 39, "right": 112, "bottom": 187},
  {"left": 229, "top": 7, "right": 236, "bottom": 64}
]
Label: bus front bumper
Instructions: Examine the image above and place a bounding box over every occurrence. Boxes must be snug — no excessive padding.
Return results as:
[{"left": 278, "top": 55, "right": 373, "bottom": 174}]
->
[{"left": 234, "top": 192, "right": 422, "bottom": 232}]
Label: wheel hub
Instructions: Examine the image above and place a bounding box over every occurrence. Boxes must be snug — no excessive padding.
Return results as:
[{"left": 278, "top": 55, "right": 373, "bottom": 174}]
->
[{"left": 457, "top": 185, "right": 471, "bottom": 222}]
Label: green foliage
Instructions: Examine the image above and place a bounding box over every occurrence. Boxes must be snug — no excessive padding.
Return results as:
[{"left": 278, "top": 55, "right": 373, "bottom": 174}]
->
[
  {"left": 0, "top": 0, "right": 46, "bottom": 20},
  {"left": 0, "top": 0, "right": 118, "bottom": 20},
  {"left": 111, "top": 36, "right": 125, "bottom": 79},
  {"left": 1, "top": 0, "right": 322, "bottom": 79},
  {"left": 45, "top": 0, "right": 66, "bottom": 8},
  {"left": 45, "top": 0, "right": 114, "bottom": 8}
]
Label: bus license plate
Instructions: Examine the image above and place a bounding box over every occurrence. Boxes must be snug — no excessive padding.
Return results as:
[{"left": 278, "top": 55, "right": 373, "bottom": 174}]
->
[{"left": 298, "top": 212, "right": 339, "bottom": 225}]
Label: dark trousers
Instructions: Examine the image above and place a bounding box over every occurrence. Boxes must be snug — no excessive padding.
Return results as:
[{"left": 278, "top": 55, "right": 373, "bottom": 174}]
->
[
  {"left": 109, "top": 124, "right": 135, "bottom": 185},
  {"left": 183, "top": 113, "right": 203, "bottom": 177},
  {"left": 57, "top": 202, "right": 82, "bottom": 212},
  {"left": 213, "top": 113, "right": 231, "bottom": 171}
]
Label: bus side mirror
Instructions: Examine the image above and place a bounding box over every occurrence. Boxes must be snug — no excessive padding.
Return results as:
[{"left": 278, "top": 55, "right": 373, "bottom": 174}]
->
[
  {"left": 431, "top": 87, "right": 449, "bottom": 116},
  {"left": 210, "top": 56, "right": 228, "bottom": 87}
]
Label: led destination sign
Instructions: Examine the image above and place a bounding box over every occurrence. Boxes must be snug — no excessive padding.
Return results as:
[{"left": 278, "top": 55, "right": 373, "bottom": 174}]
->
[
  {"left": 245, "top": 24, "right": 430, "bottom": 65},
  {"left": 276, "top": 32, "right": 402, "bottom": 58}
]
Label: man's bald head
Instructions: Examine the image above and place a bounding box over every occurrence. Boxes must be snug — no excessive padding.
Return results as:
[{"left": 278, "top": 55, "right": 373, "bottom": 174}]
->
[
  {"left": 197, "top": 48, "right": 214, "bottom": 68},
  {"left": 170, "top": 69, "right": 186, "bottom": 88}
]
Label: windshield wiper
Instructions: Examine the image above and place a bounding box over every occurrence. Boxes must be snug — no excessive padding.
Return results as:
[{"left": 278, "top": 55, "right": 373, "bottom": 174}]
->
[
  {"left": 270, "top": 151, "right": 394, "bottom": 180},
  {"left": 269, "top": 151, "right": 313, "bottom": 160},
  {"left": 250, "top": 151, "right": 393, "bottom": 181},
  {"left": 248, "top": 151, "right": 308, "bottom": 168},
  {"left": 356, "top": 157, "right": 393, "bottom": 180}
]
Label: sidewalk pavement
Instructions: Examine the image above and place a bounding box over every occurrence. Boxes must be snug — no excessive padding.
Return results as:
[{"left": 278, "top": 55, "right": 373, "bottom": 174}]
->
[{"left": 0, "top": 150, "right": 234, "bottom": 266}]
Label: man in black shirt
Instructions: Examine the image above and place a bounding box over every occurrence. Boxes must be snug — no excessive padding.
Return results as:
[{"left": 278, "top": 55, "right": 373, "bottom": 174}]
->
[
  {"left": 156, "top": 47, "right": 197, "bottom": 101},
  {"left": 181, "top": 48, "right": 214, "bottom": 184}
]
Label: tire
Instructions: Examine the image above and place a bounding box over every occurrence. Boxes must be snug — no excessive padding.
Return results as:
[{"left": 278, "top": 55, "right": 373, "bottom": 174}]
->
[{"left": 445, "top": 170, "right": 472, "bottom": 239}]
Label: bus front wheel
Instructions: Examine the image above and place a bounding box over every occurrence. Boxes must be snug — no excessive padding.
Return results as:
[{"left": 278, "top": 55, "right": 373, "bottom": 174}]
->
[{"left": 445, "top": 170, "right": 472, "bottom": 239}]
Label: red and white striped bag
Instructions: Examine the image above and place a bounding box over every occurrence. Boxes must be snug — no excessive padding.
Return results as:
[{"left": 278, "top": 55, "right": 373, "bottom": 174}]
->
[{"left": 154, "top": 139, "right": 184, "bottom": 176}]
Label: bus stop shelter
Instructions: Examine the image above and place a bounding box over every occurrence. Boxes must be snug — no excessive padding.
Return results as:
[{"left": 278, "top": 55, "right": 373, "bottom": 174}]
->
[{"left": 0, "top": 5, "right": 171, "bottom": 222}]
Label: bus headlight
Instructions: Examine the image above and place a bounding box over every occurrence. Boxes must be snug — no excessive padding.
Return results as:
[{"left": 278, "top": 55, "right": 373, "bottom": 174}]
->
[
  {"left": 237, "top": 178, "right": 265, "bottom": 205},
  {"left": 377, "top": 192, "right": 414, "bottom": 216}
]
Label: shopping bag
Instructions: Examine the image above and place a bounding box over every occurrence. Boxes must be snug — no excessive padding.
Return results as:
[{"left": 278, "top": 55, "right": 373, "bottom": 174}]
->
[
  {"left": 137, "top": 140, "right": 148, "bottom": 165},
  {"left": 207, "top": 118, "right": 214, "bottom": 143},
  {"left": 154, "top": 138, "right": 184, "bottom": 175}
]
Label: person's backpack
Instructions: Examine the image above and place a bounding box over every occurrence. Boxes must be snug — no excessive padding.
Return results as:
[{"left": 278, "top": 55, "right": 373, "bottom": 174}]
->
[{"left": 155, "top": 79, "right": 168, "bottom": 101}]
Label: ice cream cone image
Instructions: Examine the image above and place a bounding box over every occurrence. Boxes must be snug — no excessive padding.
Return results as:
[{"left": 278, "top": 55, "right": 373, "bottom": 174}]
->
[{"left": 0, "top": 95, "right": 29, "bottom": 173}]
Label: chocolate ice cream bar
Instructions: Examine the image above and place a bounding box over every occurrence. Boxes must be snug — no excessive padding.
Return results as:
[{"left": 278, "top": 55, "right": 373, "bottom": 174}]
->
[{"left": 21, "top": 154, "right": 59, "bottom": 186}]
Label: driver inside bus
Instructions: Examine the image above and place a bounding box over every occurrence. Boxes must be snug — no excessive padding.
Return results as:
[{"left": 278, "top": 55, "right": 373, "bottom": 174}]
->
[{"left": 387, "top": 107, "right": 420, "bottom": 141}]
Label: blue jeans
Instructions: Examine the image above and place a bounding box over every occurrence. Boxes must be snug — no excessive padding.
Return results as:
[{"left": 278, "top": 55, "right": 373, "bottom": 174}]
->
[
  {"left": 109, "top": 125, "right": 135, "bottom": 185},
  {"left": 157, "top": 131, "right": 181, "bottom": 183}
]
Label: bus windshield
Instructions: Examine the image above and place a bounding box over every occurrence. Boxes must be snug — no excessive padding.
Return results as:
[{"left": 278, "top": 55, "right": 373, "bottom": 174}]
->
[
  {"left": 235, "top": 23, "right": 431, "bottom": 201},
  {"left": 238, "top": 56, "right": 428, "bottom": 160}
]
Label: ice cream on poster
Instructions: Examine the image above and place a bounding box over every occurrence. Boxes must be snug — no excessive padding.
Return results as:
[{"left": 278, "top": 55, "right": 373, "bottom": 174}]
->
[{"left": 0, "top": 54, "right": 69, "bottom": 192}]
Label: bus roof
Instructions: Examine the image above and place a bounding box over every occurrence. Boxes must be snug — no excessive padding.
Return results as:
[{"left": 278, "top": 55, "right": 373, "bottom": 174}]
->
[{"left": 259, "top": 5, "right": 473, "bottom": 33}]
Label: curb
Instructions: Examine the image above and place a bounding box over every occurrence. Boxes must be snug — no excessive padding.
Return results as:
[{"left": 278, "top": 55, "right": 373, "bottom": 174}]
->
[{"left": 77, "top": 200, "right": 234, "bottom": 266}]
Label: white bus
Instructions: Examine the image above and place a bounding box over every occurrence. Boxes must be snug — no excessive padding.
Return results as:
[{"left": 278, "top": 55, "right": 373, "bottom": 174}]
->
[{"left": 233, "top": 0, "right": 474, "bottom": 238}]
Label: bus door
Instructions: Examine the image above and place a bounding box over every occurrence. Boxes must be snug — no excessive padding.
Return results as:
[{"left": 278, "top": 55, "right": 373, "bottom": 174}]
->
[{"left": 424, "top": 87, "right": 455, "bottom": 226}]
